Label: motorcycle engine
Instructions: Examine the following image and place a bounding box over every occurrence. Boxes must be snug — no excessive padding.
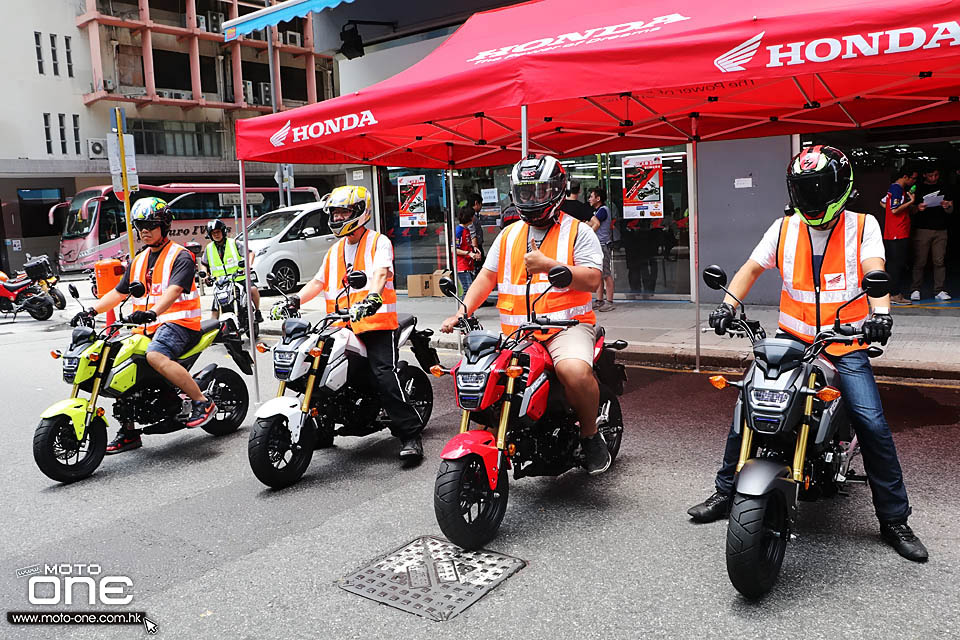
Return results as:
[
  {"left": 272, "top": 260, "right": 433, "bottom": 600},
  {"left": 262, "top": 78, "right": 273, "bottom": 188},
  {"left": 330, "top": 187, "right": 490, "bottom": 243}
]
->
[
  {"left": 510, "top": 418, "right": 581, "bottom": 478},
  {"left": 321, "top": 386, "right": 382, "bottom": 436},
  {"left": 113, "top": 383, "right": 181, "bottom": 425}
]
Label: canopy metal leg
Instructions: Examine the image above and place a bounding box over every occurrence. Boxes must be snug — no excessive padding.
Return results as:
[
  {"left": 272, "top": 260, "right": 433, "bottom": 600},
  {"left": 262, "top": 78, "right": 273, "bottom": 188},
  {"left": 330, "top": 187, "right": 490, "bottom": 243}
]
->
[
  {"left": 238, "top": 159, "right": 261, "bottom": 403},
  {"left": 521, "top": 105, "right": 528, "bottom": 158},
  {"left": 689, "top": 118, "right": 701, "bottom": 372}
]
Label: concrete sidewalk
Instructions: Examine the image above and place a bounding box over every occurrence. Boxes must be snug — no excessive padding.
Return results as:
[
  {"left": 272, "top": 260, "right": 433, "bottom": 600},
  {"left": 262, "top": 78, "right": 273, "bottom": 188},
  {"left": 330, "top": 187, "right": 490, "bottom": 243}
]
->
[{"left": 256, "top": 293, "right": 960, "bottom": 380}]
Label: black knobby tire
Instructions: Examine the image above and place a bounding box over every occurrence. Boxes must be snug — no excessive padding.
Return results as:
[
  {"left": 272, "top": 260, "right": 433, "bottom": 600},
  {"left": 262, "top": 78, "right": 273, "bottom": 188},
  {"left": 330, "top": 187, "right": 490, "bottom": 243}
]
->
[
  {"left": 49, "top": 287, "right": 67, "bottom": 310},
  {"left": 726, "top": 492, "right": 790, "bottom": 599},
  {"left": 248, "top": 415, "right": 315, "bottom": 488},
  {"left": 434, "top": 454, "right": 509, "bottom": 550},
  {"left": 27, "top": 301, "right": 54, "bottom": 321},
  {"left": 597, "top": 384, "right": 624, "bottom": 461},
  {"left": 399, "top": 365, "right": 433, "bottom": 429},
  {"left": 271, "top": 261, "right": 300, "bottom": 294},
  {"left": 201, "top": 367, "right": 250, "bottom": 436},
  {"left": 33, "top": 416, "right": 107, "bottom": 483}
]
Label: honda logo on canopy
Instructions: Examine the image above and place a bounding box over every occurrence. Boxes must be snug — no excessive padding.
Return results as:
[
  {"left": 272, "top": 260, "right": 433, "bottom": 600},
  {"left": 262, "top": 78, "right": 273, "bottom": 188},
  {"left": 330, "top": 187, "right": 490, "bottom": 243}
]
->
[
  {"left": 269, "top": 111, "right": 379, "bottom": 147},
  {"left": 715, "top": 21, "right": 960, "bottom": 72}
]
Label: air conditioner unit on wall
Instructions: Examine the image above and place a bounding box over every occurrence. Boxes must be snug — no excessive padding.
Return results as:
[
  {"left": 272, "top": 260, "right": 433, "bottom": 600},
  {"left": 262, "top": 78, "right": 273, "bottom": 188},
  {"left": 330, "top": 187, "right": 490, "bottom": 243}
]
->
[
  {"left": 156, "top": 89, "right": 172, "bottom": 98},
  {"left": 258, "top": 82, "right": 272, "bottom": 108},
  {"left": 88, "top": 138, "right": 107, "bottom": 160},
  {"left": 196, "top": 15, "right": 208, "bottom": 31},
  {"left": 207, "top": 12, "right": 224, "bottom": 33},
  {"left": 249, "top": 29, "right": 266, "bottom": 41},
  {"left": 243, "top": 80, "right": 254, "bottom": 105},
  {"left": 285, "top": 31, "right": 302, "bottom": 47}
]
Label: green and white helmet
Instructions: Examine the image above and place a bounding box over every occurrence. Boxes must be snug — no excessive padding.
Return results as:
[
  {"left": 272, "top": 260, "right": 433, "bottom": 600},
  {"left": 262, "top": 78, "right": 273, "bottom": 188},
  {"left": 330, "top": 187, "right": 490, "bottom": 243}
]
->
[{"left": 786, "top": 145, "right": 853, "bottom": 227}]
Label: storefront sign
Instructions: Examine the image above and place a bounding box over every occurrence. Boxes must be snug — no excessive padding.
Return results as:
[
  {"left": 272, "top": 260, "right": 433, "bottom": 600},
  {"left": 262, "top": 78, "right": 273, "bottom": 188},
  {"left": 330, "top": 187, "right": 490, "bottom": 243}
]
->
[
  {"left": 398, "top": 175, "right": 427, "bottom": 227},
  {"left": 621, "top": 155, "right": 663, "bottom": 219},
  {"left": 481, "top": 188, "right": 498, "bottom": 204}
]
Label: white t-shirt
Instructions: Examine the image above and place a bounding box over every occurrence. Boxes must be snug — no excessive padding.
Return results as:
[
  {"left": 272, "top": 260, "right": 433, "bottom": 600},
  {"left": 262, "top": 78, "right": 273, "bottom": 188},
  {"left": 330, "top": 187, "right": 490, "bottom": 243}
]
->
[
  {"left": 482, "top": 221, "right": 603, "bottom": 272},
  {"left": 313, "top": 232, "right": 394, "bottom": 286},
  {"left": 749, "top": 214, "right": 884, "bottom": 270}
]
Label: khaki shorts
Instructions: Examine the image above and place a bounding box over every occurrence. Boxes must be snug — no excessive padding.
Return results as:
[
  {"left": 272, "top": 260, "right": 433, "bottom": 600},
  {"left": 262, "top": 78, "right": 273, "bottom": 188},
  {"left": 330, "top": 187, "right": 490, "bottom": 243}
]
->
[{"left": 544, "top": 322, "right": 596, "bottom": 365}]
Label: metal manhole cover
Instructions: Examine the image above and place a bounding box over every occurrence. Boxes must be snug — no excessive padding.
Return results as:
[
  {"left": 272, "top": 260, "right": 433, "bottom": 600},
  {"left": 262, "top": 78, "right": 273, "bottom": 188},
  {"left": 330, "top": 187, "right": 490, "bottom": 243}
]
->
[{"left": 339, "top": 536, "right": 525, "bottom": 621}]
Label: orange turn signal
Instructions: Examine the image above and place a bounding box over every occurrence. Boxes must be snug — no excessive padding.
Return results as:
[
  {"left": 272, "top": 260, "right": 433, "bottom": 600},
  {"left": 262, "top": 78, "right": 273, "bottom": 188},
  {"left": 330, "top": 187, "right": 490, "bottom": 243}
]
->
[
  {"left": 87, "top": 352, "right": 100, "bottom": 362},
  {"left": 430, "top": 365, "right": 449, "bottom": 377},
  {"left": 50, "top": 350, "right": 61, "bottom": 359},
  {"left": 505, "top": 365, "right": 524, "bottom": 378},
  {"left": 96, "top": 407, "right": 105, "bottom": 417},
  {"left": 309, "top": 407, "right": 319, "bottom": 417},
  {"left": 309, "top": 347, "right": 323, "bottom": 358},
  {"left": 708, "top": 375, "right": 729, "bottom": 390},
  {"left": 255, "top": 342, "right": 270, "bottom": 353},
  {"left": 816, "top": 386, "right": 842, "bottom": 402},
  {"left": 507, "top": 443, "right": 516, "bottom": 457}
]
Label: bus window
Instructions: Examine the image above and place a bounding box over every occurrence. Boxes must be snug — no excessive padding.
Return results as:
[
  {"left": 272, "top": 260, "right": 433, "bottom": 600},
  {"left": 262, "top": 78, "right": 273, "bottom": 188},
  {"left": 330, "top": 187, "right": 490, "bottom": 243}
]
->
[
  {"left": 98, "top": 200, "right": 126, "bottom": 244},
  {"left": 63, "top": 189, "right": 101, "bottom": 238},
  {"left": 167, "top": 192, "right": 205, "bottom": 221}
]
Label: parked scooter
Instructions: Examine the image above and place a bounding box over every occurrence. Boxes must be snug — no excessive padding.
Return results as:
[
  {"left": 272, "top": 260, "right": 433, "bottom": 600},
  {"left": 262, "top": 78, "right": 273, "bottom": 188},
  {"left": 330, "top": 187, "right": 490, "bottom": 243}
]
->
[
  {"left": 0, "top": 255, "right": 55, "bottom": 321},
  {"left": 248, "top": 271, "right": 439, "bottom": 489},
  {"left": 0, "top": 254, "right": 66, "bottom": 310},
  {"left": 701, "top": 265, "right": 890, "bottom": 599},
  {"left": 431, "top": 268, "right": 628, "bottom": 550}
]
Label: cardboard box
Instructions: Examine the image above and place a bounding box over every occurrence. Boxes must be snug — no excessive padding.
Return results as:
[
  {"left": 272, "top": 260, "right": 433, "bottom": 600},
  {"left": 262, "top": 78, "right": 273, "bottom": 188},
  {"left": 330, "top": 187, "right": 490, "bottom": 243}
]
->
[
  {"left": 407, "top": 274, "right": 432, "bottom": 297},
  {"left": 432, "top": 269, "right": 453, "bottom": 296}
]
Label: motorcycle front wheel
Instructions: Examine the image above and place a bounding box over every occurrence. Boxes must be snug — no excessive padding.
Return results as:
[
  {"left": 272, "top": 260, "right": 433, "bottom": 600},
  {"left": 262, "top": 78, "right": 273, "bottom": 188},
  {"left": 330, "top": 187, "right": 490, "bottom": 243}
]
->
[
  {"left": 33, "top": 415, "right": 107, "bottom": 483},
  {"left": 434, "top": 454, "right": 508, "bottom": 550},
  {"left": 726, "top": 491, "right": 790, "bottom": 599},
  {"left": 248, "top": 415, "right": 315, "bottom": 488},
  {"left": 49, "top": 286, "right": 67, "bottom": 310}
]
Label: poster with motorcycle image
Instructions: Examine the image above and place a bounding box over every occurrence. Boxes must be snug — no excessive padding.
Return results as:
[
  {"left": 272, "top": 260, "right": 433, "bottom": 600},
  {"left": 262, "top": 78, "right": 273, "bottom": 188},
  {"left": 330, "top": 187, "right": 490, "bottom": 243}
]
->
[
  {"left": 398, "top": 175, "right": 427, "bottom": 227},
  {"left": 622, "top": 155, "right": 663, "bottom": 219}
]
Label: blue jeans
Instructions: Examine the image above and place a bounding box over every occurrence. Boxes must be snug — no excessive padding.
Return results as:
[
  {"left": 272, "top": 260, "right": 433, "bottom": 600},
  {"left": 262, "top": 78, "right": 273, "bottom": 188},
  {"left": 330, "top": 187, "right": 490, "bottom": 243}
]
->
[
  {"left": 714, "top": 350, "right": 911, "bottom": 524},
  {"left": 457, "top": 270, "right": 475, "bottom": 295}
]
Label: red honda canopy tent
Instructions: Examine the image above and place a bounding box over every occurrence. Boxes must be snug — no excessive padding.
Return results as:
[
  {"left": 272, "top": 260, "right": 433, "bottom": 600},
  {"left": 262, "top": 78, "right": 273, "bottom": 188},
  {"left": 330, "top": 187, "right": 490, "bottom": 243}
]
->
[{"left": 234, "top": 0, "right": 960, "bottom": 367}]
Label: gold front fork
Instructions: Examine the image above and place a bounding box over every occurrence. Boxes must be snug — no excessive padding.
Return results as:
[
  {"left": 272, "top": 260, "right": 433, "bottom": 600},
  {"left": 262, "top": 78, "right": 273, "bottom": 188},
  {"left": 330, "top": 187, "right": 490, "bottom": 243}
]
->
[
  {"left": 300, "top": 356, "right": 320, "bottom": 413},
  {"left": 736, "top": 415, "right": 753, "bottom": 473},
  {"left": 85, "top": 344, "right": 112, "bottom": 420},
  {"left": 276, "top": 381, "right": 286, "bottom": 398},
  {"left": 495, "top": 356, "right": 519, "bottom": 450},
  {"left": 458, "top": 409, "right": 471, "bottom": 434},
  {"left": 792, "top": 372, "right": 818, "bottom": 482}
]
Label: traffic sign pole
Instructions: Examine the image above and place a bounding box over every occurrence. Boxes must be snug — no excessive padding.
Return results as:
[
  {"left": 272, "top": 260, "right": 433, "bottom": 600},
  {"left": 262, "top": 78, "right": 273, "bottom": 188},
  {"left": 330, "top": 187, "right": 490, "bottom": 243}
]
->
[{"left": 114, "top": 108, "right": 136, "bottom": 262}]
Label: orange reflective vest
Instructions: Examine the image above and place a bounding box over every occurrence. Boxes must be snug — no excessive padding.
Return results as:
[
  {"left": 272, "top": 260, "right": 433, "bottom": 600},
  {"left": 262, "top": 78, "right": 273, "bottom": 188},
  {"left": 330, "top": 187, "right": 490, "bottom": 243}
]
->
[
  {"left": 130, "top": 241, "right": 202, "bottom": 334},
  {"left": 495, "top": 212, "right": 595, "bottom": 338},
  {"left": 319, "top": 230, "right": 397, "bottom": 334},
  {"left": 776, "top": 210, "right": 869, "bottom": 356}
]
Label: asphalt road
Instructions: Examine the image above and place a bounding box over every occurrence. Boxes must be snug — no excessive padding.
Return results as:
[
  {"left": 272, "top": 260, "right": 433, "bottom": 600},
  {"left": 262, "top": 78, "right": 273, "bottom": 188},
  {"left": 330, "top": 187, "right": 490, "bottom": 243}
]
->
[{"left": 0, "top": 312, "right": 958, "bottom": 640}]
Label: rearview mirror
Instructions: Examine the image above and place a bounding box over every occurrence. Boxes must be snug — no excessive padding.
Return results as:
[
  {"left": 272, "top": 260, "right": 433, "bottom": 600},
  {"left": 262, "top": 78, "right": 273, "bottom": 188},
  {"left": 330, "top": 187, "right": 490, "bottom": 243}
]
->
[
  {"left": 185, "top": 241, "right": 202, "bottom": 256},
  {"left": 300, "top": 226, "right": 319, "bottom": 239},
  {"left": 861, "top": 270, "right": 890, "bottom": 298},
  {"left": 346, "top": 270, "right": 367, "bottom": 290},
  {"left": 702, "top": 265, "right": 727, "bottom": 290},
  {"left": 547, "top": 265, "right": 573, "bottom": 289},
  {"left": 266, "top": 272, "right": 277, "bottom": 286},
  {"left": 198, "top": 270, "right": 207, "bottom": 279},
  {"left": 437, "top": 277, "right": 457, "bottom": 298},
  {"left": 68, "top": 284, "right": 80, "bottom": 299},
  {"left": 128, "top": 281, "right": 146, "bottom": 298}
]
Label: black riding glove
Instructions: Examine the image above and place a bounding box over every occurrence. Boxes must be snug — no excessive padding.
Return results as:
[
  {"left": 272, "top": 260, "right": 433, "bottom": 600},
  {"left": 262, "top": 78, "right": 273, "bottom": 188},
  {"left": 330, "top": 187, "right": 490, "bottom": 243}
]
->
[
  {"left": 285, "top": 294, "right": 301, "bottom": 315},
  {"left": 128, "top": 310, "right": 157, "bottom": 325},
  {"left": 709, "top": 302, "right": 736, "bottom": 335},
  {"left": 862, "top": 313, "right": 893, "bottom": 346},
  {"left": 349, "top": 293, "right": 383, "bottom": 323},
  {"left": 70, "top": 307, "right": 97, "bottom": 327}
]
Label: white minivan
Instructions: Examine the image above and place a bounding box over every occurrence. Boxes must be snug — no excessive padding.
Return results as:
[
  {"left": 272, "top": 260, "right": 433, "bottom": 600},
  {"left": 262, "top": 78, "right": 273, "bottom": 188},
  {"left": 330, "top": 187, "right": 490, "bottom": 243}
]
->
[{"left": 243, "top": 202, "right": 337, "bottom": 293}]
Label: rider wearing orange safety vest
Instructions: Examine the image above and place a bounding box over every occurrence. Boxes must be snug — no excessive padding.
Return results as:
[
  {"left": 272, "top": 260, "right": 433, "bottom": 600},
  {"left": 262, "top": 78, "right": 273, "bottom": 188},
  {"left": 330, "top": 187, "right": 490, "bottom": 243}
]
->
[
  {"left": 441, "top": 154, "right": 612, "bottom": 476},
  {"left": 70, "top": 197, "right": 214, "bottom": 454},
  {"left": 687, "top": 146, "right": 927, "bottom": 563},
  {"left": 285, "top": 186, "right": 424, "bottom": 462}
]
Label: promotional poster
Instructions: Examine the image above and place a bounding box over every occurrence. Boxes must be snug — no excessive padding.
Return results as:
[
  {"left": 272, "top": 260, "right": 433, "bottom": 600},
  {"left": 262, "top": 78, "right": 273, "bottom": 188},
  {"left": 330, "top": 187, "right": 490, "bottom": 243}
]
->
[
  {"left": 398, "top": 175, "right": 427, "bottom": 227},
  {"left": 622, "top": 155, "right": 663, "bottom": 219}
]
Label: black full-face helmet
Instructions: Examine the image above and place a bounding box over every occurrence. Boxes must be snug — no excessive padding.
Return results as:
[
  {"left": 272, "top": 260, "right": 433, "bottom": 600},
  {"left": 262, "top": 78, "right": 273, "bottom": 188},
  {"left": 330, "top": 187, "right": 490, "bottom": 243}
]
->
[
  {"left": 786, "top": 145, "right": 853, "bottom": 227},
  {"left": 510, "top": 154, "right": 567, "bottom": 227}
]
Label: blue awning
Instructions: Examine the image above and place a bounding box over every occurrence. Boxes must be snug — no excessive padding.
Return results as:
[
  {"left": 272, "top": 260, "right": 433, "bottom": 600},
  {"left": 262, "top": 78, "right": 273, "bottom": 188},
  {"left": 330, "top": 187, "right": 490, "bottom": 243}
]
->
[{"left": 222, "top": 0, "right": 355, "bottom": 42}]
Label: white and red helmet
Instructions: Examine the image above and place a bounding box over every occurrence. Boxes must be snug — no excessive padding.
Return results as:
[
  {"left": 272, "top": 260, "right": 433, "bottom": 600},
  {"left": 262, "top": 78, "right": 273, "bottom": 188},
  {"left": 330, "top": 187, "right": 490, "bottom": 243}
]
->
[{"left": 510, "top": 154, "right": 567, "bottom": 227}]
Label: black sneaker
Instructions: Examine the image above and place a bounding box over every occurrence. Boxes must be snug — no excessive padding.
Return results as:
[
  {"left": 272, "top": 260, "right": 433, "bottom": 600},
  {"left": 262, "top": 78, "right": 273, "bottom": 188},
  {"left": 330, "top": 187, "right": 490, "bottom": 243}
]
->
[
  {"left": 880, "top": 523, "right": 929, "bottom": 562},
  {"left": 186, "top": 399, "right": 217, "bottom": 428},
  {"left": 399, "top": 435, "right": 424, "bottom": 461},
  {"left": 255, "top": 309, "right": 264, "bottom": 324},
  {"left": 105, "top": 428, "right": 142, "bottom": 455},
  {"left": 581, "top": 432, "right": 612, "bottom": 475},
  {"left": 687, "top": 491, "right": 731, "bottom": 523}
]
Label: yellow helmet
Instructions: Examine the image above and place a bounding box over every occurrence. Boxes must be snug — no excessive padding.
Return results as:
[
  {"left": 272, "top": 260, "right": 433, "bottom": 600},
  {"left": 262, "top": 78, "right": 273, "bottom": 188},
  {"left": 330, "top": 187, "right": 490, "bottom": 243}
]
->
[{"left": 324, "top": 185, "right": 372, "bottom": 237}]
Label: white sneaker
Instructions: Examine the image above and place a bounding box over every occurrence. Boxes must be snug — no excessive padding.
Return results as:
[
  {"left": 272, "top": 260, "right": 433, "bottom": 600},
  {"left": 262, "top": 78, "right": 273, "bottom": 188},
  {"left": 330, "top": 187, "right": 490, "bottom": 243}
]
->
[
  {"left": 935, "top": 291, "right": 952, "bottom": 301},
  {"left": 910, "top": 290, "right": 921, "bottom": 301}
]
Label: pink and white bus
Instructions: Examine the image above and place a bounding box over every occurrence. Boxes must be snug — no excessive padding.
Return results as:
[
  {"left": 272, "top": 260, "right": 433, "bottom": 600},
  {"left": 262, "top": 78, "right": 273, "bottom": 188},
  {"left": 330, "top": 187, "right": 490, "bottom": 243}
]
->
[{"left": 53, "top": 183, "right": 321, "bottom": 272}]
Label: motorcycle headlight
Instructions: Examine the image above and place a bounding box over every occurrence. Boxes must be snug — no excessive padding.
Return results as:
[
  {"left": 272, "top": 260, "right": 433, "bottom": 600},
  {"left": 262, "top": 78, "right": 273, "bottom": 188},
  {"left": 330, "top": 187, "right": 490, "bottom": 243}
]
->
[
  {"left": 456, "top": 372, "right": 488, "bottom": 388},
  {"left": 273, "top": 350, "right": 296, "bottom": 365},
  {"left": 750, "top": 389, "right": 792, "bottom": 408}
]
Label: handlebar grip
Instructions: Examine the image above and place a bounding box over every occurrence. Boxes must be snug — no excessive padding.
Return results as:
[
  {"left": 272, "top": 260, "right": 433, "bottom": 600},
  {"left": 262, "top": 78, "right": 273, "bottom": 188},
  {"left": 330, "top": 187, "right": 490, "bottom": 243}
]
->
[{"left": 836, "top": 324, "right": 857, "bottom": 336}]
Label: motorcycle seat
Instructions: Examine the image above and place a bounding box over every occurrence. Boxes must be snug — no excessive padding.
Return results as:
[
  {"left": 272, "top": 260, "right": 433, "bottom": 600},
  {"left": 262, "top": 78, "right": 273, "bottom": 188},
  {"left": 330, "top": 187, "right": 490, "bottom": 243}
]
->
[
  {"left": 177, "top": 319, "right": 223, "bottom": 356},
  {"left": 397, "top": 313, "right": 416, "bottom": 334},
  {"left": 2, "top": 279, "right": 33, "bottom": 293}
]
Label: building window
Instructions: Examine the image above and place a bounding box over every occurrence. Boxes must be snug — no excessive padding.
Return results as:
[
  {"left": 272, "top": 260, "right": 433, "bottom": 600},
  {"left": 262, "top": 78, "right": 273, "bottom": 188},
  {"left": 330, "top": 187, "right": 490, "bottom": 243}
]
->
[
  {"left": 58, "top": 114, "right": 67, "bottom": 154},
  {"left": 34, "top": 32, "right": 44, "bottom": 74},
  {"left": 129, "top": 119, "right": 222, "bottom": 157},
  {"left": 17, "top": 188, "right": 65, "bottom": 238},
  {"left": 64, "top": 36, "right": 74, "bottom": 77},
  {"left": 72, "top": 114, "right": 80, "bottom": 155},
  {"left": 50, "top": 34, "right": 59, "bottom": 77},
  {"left": 42, "top": 113, "right": 52, "bottom": 154}
]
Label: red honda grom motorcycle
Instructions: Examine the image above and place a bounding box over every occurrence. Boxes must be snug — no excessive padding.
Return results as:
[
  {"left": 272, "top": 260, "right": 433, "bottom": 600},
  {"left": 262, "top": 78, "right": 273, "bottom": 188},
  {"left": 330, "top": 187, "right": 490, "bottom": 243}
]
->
[{"left": 431, "top": 266, "right": 628, "bottom": 549}]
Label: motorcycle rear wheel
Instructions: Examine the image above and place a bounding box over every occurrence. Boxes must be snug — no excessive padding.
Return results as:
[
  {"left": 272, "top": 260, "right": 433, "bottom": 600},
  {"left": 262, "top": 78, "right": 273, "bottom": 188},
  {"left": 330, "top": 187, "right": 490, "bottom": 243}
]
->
[
  {"left": 33, "top": 416, "right": 107, "bottom": 483},
  {"left": 434, "top": 454, "right": 508, "bottom": 550},
  {"left": 597, "top": 385, "right": 623, "bottom": 461},
  {"left": 248, "top": 415, "right": 315, "bottom": 488},
  {"left": 27, "top": 301, "right": 54, "bottom": 321},
  {"left": 726, "top": 491, "right": 789, "bottom": 599},
  {"left": 201, "top": 367, "right": 250, "bottom": 436},
  {"left": 399, "top": 365, "right": 433, "bottom": 428}
]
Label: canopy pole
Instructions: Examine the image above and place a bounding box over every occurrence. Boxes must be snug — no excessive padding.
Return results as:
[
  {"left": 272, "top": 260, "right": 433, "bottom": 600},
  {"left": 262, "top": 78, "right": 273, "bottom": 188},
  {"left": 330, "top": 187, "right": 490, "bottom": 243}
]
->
[
  {"left": 520, "top": 105, "right": 528, "bottom": 158},
  {"left": 238, "top": 159, "right": 261, "bottom": 404},
  {"left": 690, "top": 117, "right": 701, "bottom": 373}
]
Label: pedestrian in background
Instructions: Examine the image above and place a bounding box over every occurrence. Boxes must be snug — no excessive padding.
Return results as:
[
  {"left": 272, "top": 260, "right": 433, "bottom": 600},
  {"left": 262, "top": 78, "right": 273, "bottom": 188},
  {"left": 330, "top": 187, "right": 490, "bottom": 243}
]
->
[
  {"left": 911, "top": 166, "right": 952, "bottom": 301},
  {"left": 560, "top": 179, "right": 599, "bottom": 229},
  {"left": 588, "top": 186, "right": 615, "bottom": 311},
  {"left": 883, "top": 166, "right": 918, "bottom": 305},
  {"left": 454, "top": 208, "right": 480, "bottom": 293},
  {"left": 467, "top": 193, "right": 485, "bottom": 275}
]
